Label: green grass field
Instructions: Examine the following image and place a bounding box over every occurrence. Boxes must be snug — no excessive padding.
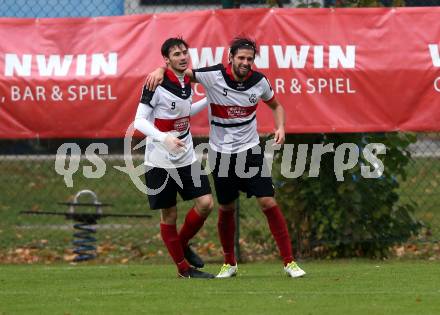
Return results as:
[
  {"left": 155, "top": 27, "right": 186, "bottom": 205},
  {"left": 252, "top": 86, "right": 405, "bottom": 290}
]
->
[{"left": 0, "top": 260, "right": 439, "bottom": 315}]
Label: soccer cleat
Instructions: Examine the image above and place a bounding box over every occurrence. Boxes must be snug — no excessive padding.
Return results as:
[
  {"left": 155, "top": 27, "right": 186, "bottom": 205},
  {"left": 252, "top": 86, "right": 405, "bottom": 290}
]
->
[
  {"left": 178, "top": 267, "right": 215, "bottom": 279},
  {"left": 184, "top": 245, "right": 205, "bottom": 268},
  {"left": 284, "top": 261, "right": 306, "bottom": 278},
  {"left": 216, "top": 263, "right": 238, "bottom": 278}
]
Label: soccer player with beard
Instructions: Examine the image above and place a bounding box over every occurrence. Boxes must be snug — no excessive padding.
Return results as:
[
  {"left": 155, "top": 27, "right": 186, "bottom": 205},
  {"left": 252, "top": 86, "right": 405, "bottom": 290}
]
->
[
  {"left": 146, "top": 37, "right": 306, "bottom": 279},
  {"left": 134, "top": 37, "right": 214, "bottom": 278}
]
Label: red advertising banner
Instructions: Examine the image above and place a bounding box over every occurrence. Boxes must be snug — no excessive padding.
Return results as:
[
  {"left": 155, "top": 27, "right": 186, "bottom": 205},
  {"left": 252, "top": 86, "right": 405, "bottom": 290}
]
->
[{"left": 0, "top": 8, "right": 440, "bottom": 139}]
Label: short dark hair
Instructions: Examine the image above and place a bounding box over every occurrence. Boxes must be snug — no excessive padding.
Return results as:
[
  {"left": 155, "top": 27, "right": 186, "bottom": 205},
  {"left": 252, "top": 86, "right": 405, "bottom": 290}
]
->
[
  {"left": 229, "top": 36, "right": 258, "bottom": 57},
  {"left": 161, "top": 37, "right": 189, "bottom": 58}
]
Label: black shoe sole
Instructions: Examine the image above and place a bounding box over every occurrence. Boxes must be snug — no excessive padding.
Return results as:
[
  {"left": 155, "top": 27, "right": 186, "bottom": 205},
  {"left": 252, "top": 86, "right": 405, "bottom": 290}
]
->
[{"left": 184, "top": 247, "right": 205, "bottom": 268}]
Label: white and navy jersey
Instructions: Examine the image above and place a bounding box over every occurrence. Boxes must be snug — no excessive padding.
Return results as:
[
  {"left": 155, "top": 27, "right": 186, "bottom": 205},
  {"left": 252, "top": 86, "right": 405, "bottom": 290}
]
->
[
  {"left": 193, "top": 64, "right": 274, "bottom": 154},
  {"left": 139, "top": 70, "right": 196, "bottom": 168}
]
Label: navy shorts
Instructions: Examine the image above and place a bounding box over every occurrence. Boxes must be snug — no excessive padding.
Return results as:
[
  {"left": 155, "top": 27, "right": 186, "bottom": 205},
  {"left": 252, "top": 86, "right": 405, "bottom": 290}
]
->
[
  {"left": 210, "top": 145, "right": 275, "bottom": 205},
  {"left": 144, "top": 162, "right": 211, "bottom": 210}
]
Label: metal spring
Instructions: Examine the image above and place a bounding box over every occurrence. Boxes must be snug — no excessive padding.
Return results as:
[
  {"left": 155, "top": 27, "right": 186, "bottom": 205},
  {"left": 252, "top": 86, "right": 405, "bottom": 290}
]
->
[{"left": 72, "top": 222, "right": 97, "bottom": 262}]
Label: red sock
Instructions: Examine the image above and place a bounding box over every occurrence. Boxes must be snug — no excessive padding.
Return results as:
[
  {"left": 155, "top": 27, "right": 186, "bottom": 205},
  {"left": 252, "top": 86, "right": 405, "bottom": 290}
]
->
[
  {"left": 218, "top": 209, "right": 236, "bottom": 265},
  {"left": 179, "top": 207, "right": 206, "bottom": 249},
  {"left": 160, "top": 223, "right": 190, "bottom": 273},
  {"left": 263, "top": 205, "right": 294, "bottom": 265}
]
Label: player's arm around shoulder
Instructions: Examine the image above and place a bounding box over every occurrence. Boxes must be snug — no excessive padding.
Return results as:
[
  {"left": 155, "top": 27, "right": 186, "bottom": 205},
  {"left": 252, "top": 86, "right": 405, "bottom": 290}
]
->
[
  {"left": 191, "top": 64, "right": 224, "bottom": 87},
  {"left": 145, "top": 67, "right": 166, "bottom": 91},
  {"left": 144, "top": 67, "right": 199, "bottom": 91},
  {"left": 185, "top": 68, "right": 198, "bottom": 83}
]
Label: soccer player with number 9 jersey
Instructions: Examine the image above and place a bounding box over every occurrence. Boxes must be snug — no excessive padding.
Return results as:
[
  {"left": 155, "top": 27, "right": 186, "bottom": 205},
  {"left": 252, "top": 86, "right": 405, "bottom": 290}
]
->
[{"left": 135, "top": 38, "right": 215, "bottom": 279}]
